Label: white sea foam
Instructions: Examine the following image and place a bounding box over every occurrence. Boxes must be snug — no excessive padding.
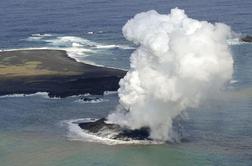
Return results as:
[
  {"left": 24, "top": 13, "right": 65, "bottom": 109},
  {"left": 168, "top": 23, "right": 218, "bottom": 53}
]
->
[
  {"left": 82, "top": 93, "right": 91, "bottom": 97},
  {"left": 63, "top": 118, "right": 163, "bottom": 145},
  {"left": 26, "top": 33, "right": 54, "bottom": 41},
  {"left": 0, "top": 47, "right": 56, "bottom": 52},
  {"left": 74, "top": 98, "right": 108, "bottom": 104},
  {"left": 95, "top": 44, "right": 135, "bottom": 50},
  {"left": 0, "top": 94, "right": 28, "bottom": 98},
  {"left": 25, "top": 34, "right": 134, "bottom": 51},
  {"left": 227, "top": 38, "right": 245, "bottom": 45},
  {"left": 44, "top": 36, "right": 97, "bottom": 47},
  {"left": 21, "top": 34, "right": 135, "bottom": 67},
  {"left": 103, "top": 91, "right": 118, "bottom": 96},
  {"left": 0, "top": 92, "right": 60, "bottom": 99},
  {"left": 32, "top": 33, "right": 53, "bottom": 37}
]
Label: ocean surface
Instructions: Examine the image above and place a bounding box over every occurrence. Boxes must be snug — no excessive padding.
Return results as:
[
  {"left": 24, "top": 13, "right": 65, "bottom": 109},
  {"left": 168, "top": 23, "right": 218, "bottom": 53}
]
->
[{"left": 0, "top": 0, "right": 252, "bottom": 165}]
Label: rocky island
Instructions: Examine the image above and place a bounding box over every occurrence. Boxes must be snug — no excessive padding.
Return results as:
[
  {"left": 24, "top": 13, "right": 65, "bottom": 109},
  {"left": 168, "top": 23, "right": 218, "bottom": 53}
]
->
[
  {"left": 0, "top": 49, "right": 126, "bottom": 97},
  {"left": 78, "top": 118, "right": 151, "bottom": 141}
]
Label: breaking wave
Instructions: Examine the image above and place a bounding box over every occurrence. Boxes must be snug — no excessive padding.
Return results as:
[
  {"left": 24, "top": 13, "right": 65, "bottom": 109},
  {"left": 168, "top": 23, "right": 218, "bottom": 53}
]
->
[
  {"left": 103, "top": 91, "right": 118, "bottom": 96},
  {"left": 74, "top": 98, "right": 109, "bottom": 104},
  {"left": 23, "top": 34, "right": 135, "bottom": 66},
  {"left": 227, "top": 38, "right": 247, "bottom": 45},
  {"left": 0, "top": 92, "right": 60, "bottom": 99}
]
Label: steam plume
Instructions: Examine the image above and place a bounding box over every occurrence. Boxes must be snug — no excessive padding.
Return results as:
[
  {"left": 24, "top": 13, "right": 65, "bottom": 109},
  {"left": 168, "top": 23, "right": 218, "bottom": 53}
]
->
[{"left": 108, "top": 8, "right": 233, "bottom": 141}]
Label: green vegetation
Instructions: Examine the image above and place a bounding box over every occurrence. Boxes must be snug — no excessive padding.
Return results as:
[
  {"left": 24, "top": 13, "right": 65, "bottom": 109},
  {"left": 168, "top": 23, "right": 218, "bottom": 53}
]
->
[{"left": 0, "top": 50, "right": 84, "bottom": 77}]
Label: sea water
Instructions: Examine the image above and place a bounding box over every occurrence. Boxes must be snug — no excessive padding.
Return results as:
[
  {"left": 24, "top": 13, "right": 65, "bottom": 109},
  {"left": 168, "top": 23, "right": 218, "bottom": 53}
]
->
[{"left": 0, "top": 0, "right": 252, "bottom": 165}]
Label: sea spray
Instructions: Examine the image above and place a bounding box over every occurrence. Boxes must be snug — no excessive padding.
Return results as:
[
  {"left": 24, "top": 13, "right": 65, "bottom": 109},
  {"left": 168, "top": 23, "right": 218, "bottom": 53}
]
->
[{"left": 108, "top": 8, "right": 233, "bottom": 141}]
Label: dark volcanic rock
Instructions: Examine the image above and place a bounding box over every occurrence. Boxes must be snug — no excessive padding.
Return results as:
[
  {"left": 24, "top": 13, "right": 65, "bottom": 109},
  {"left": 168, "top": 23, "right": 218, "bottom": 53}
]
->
[
  {"left": 79, "top": 118, "right": 119, "bottom": 133},
  {"left": 0, "top": 75, "right": 124, "bottom": 98},
  {"left": 78, "top": 118, "right": 151, "bottom": 141},
  {"left": 80, "top": 97, "right": 101, "bottom": 102},
  {"left": 116, "top": 127, "right": 150, "bottom": 140},
  {"left": 240, "top": 35, "right": 252, "bottom": 42}
]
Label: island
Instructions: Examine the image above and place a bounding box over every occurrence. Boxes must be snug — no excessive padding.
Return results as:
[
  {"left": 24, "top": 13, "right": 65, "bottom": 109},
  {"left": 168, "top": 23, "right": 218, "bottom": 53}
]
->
[
  {"left": 78, "top": 118, "right": 151, "bottom": 141},
  {"left": 0, "top": 49, "right": 126, "bottom": 98}
]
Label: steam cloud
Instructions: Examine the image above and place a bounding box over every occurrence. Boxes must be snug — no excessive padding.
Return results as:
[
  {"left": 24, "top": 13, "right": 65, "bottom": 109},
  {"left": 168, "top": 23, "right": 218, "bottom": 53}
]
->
[{"left": 108, "top": 8, "right": 233, "bottom": 141}]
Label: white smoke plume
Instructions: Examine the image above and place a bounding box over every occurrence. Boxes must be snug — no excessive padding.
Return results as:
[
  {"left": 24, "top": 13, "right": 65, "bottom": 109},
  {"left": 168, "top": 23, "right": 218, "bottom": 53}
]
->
[{"left": 108, "top": 8, "right": 233, "bottom": 141}]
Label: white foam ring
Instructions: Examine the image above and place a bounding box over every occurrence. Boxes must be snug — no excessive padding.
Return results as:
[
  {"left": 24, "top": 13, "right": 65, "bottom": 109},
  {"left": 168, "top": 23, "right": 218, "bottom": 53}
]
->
[{"left": 63, "top": 118, "right": 163, "bottom": 145}]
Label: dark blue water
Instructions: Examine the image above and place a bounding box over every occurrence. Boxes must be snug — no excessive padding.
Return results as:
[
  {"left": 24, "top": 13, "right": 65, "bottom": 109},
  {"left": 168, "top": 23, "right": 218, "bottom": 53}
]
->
[
  {"left": 0, "top": 0, "right": 252, "bottom": 166},
  {"left": 1, "top": 0, "right": 252, "bottom": 48}
]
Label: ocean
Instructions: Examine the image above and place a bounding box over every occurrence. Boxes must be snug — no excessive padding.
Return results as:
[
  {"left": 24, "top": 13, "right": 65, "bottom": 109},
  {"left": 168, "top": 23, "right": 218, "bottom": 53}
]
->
[{"left": 0, "top": 0, "right": 252, "bottom": 165}]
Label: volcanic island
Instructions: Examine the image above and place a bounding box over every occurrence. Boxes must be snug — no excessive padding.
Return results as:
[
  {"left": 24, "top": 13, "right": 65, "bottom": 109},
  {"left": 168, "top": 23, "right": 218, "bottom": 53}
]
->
[
  {"left": 0, "top": 49, "right": 126, "bottom": 98},
  {"left": 1, "top": 35, "right": 251, "bottom": 142}
]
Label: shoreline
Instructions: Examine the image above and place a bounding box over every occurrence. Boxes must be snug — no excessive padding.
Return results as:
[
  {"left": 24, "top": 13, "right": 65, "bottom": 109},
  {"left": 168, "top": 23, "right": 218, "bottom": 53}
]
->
[
  {"left": 0, "top": 49, "right": 126, "bottom": 98},
  {"left": 0, "top": 47, "right": 128, "bottom": 72}
]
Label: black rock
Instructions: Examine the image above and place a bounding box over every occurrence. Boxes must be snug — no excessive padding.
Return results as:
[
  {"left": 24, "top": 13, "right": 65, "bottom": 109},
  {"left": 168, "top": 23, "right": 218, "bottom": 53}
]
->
[
  {"left": 240, "top": 35, "right": 252, "bottom": 42},
  {"left": 116, "top": 127, "right": 150, "bottom": 141},
  {"left": 78, "top": 118, "right": 151, "bottom": 141},
  {"left": 80, "top": 97, "right": 101, "bottom": 102},
  {"left": 79, "top": 118, "right": 119, "bottom": 133}
]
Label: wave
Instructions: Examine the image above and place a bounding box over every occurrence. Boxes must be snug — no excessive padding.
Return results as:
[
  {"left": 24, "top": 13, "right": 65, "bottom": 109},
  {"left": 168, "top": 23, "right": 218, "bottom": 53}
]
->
[
  {"left": 74, "top": 98, "right": 109, "bottom": 104},
  {"left": 21, "top": 33, "right": 135, "bottom": 68},
  {"left": 86, "top": 31, "right": 104, "bottom": 35},
  {"left": 25, "top": 34, "right": 135, "bottom": 50},
  {"left": 63, "top": 118, "right": 163, "bottom": 145},
  {"left": 103, "top": 91, "right": 118, "bottom": 96},
  {"left": 227, "top": 38, "right": 244, "bottom": 45},
  {"left": 31, "top": 34, "right": 250, "bottom": 47},
  {"left": 26, "top": 33, "right": 53, "bottom": 41},
  {"left": 44, "top": 36, "right": 98, "bottom": 47},
  {"left": 227, "top": 37, "right": 252, "bottom": 45},
  {"left": 32, "top": 33, "right": 53, "bottom": 37},
  {"left": 95, "top": 44, "right": 135, "bottom": 50},
  {"left": 0, "top": 47, "right": 56, "bottom": 52},
  {"left": 0, "top": 92, "right": 60, "bottom": 99}
]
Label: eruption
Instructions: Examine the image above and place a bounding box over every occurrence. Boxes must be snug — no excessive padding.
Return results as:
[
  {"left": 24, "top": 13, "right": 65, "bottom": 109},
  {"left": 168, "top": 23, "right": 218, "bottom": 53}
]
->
[{"left": 108, "top": 8, "right": 233, "bottom": 141}]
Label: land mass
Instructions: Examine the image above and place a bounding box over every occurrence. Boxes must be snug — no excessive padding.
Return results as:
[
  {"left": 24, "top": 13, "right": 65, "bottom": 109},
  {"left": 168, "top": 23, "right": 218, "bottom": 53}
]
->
[
  {"left": 0, "top": 49, "right": 126, "bottom": 97},
  {"left": 78, "top": 118, "right": 151, "bottom": 141}
]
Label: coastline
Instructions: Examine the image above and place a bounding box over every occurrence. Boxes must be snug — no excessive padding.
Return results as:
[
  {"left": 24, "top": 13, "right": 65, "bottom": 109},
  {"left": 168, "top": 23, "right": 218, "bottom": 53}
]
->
[
  {"left": 0, "top": 47, "right": 129, "bottom": 72},
  {"left": 0, "top": 49, "right": 126, "bottom": 98}
]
